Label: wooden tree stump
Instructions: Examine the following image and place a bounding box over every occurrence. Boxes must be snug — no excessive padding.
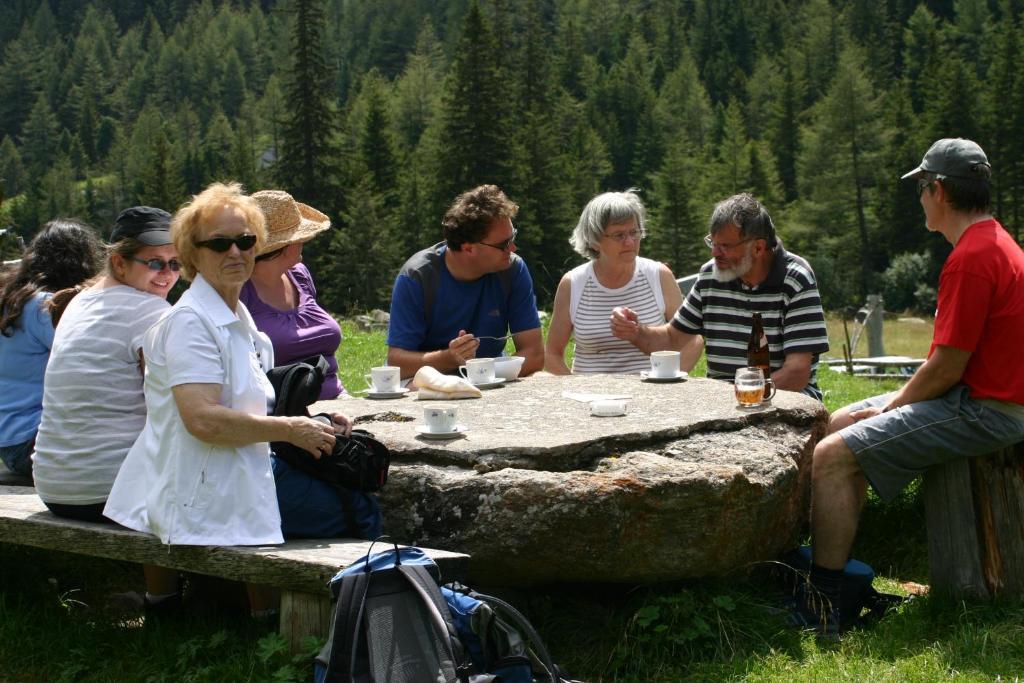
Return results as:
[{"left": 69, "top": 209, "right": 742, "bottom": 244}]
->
[{"left": 922, "top": 441, "right": 1024, "bottom": 600}]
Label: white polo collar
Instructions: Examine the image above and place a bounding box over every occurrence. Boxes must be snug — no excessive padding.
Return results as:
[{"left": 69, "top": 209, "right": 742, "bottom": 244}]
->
[{"left": 186, "top": 275, "right": 243, "bottom": 329}]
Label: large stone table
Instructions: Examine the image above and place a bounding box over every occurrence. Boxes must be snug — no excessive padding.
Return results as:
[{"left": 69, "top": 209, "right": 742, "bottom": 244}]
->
[{"left": 313, "top": 373, "right": 828, "bottom": 585}]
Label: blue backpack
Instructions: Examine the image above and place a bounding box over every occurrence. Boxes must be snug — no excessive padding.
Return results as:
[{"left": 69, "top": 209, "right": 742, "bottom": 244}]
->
[{"left": 314, "top": 544, "right": 576, "bottom": 683}]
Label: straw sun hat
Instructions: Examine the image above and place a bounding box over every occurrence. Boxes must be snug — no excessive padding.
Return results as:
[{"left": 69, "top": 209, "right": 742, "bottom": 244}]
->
[{"left": 251, "top": 190, "right": 331, "bottom": 255}]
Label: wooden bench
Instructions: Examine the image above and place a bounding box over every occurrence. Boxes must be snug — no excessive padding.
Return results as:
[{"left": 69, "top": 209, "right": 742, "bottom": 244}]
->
[
  {"left": 0, "top": 485, "right": 469, "bottom": 651},
  {"left": 922, "top": 442, "right": 1024, "bottom": 600}
]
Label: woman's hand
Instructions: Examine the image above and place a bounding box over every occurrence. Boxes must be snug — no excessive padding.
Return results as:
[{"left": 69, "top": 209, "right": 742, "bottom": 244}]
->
[
  {"left": 610, "top": 306, "right": 641, "bottom": 341},
  {"left": 321, "top": 411, "right": 354, "bottom": 438},
  {"left": 287, "top": 416, "right": 337, "bottom": 459}
]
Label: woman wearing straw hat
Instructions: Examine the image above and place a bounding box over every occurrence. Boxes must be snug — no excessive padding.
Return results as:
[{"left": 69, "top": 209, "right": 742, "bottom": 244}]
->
[{"left": 240, "top": 190, "right": 345, "bottom": 398}]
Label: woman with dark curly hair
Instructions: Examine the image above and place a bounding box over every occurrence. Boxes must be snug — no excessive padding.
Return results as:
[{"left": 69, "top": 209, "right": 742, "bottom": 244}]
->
[{"left": 0, "top": 220, "right": 104, "bottom": 476}]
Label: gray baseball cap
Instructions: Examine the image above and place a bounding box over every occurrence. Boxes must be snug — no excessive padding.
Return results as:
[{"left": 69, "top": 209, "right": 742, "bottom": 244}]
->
[{"left": 901, "top": 138, "right": 991, "bottom": 181}]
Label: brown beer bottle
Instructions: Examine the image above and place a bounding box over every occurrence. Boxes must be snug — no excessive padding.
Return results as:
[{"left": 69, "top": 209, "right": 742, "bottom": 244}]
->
[{"left": 747, "top": 312, "right": 770, "bottom": 378}]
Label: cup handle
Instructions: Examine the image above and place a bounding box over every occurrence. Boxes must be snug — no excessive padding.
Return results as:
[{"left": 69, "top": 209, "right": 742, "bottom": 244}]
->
[
  {"left": 458, "top": 366, "right": 468, "bottom": 379},
  {"left": 364, "top": 374, "right": 374, "bottom": 389},
  {"left": 764, "top": 378, "right": 777, "bottom": 400}
]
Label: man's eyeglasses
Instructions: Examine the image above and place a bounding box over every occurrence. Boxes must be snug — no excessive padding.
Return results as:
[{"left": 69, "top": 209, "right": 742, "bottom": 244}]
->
[
  {"left": 195, "top": 234, "right": 258, "bottom": 253},
  {"left": 480, "top": 228, "right": 518, "bottom": 251},
  {"left": 917, "top": 177, "right": 939, "bottom": 197},
  {"left": 704, "top": 234, "right": 754, "bottom": 251},
  {"left": 131, "top": 257, "right": 181, "bottom": 272},
  {"left": 604, "top": 229, "right": 644, "bottom": 243}
]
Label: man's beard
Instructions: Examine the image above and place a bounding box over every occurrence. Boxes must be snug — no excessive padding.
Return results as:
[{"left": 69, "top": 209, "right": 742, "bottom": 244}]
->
[{"left": 712, "top": 248, "right": 754, "bottom": 282}]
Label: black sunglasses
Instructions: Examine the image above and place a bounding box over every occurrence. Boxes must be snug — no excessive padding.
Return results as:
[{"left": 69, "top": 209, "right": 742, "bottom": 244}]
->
[
  {"left": 195, "top": 234, "right": 258, "bottom": 253},
  {"left": 480, "top": 227, "right": 518, "bottom": 251},
  {"left": 130, "top": 256, "right": 181, "bottom": 272}
]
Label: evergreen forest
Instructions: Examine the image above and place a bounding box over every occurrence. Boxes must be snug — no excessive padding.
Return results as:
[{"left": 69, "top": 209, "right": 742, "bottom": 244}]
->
[{"left": 1, "top": 0, "right": 1022, "bottom": 314}]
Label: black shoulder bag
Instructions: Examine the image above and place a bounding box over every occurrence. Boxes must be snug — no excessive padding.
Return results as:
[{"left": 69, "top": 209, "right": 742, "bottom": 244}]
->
[{"left": 267, "top": 355, "right": 390, "bottom": 492}]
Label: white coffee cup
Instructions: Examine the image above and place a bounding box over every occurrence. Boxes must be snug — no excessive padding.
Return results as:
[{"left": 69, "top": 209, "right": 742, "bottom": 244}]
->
[
  {"left": 650, "top": 350, "right": 681, "bottom": 378},
  {"left": 459, "top": 357, "right": 496, "bottom": 385},
  {"left": 423, "top": 405, "right": 457, "bottom": 433},
  {"left": 366, "top": 365, "right": 400, "bottom": 393}
]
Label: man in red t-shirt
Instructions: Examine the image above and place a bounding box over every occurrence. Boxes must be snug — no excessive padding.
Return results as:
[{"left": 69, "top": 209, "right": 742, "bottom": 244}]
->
[{"left": 791, "top": 138, "right": 1024, "bottom": 638}]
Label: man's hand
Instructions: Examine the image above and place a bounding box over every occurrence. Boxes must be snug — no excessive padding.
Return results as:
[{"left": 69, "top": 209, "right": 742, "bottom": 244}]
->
[
  {"left": 610, "top": 306, "right": 641, "bottom": 342},
  {"left": 447, "top": 329, "right": 480, "bottom": 366},
  {"left": 849, "top": 406, "right": 885, "bottom": 422}
]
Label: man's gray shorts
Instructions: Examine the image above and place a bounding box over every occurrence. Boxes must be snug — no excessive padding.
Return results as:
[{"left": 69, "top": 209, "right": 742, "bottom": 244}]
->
[{"left": 839, "top": 385, "right": 1024, "bottom": 502}]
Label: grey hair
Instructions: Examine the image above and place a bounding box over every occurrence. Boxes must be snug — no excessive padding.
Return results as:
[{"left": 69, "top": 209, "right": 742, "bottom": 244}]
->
[
  {"left": 569, "top": 189, "right": 647, "bottom": 259},
  {"left": 708, "top": 193, "right": 777, "bottom": 247}
]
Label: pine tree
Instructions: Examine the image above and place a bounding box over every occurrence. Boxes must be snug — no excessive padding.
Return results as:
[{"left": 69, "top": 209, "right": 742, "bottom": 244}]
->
[
  {"left": 19, "top": 93, "right": 60, "bottom": 180},
  {"left": 983, "top": 0, "right": 1024, "bottom": 236},
  {"left": 139, "top": 124, "right": 185, "bottom": 211},
  {"left": 275, "top": 0, "right": 342, "bottom": 213},
  {"left": 202, "top": 109, "right": 236, "bottom": 182},
  {"left": 589, "top": 31, "right": 658, "bottom": 189},
  {"left": 436, "top": 1, "right": 515, "bottom": 202},
  {"left": 0, "top": 136, "right": 26, "bottom": 199},
  {"left": 508, "top": 0, "right": 576, "bottom": 302},
  {"left": 0, "top": 33, "right": 43, "bottom": 140},
  {"left": 709, "top": 100, "right": 751, "bottom": 198},
  {"left": 357, "top": 74, "right": 398, "bottom": 204},
  {"left": 648, "top": 139, "right": 706, "bottom": 276},
  {"left": 798, "top": 46, "right": 888, "bottom": 304},
  {"left": 902, "top": 5, "right": 942, "bottom": 113}
]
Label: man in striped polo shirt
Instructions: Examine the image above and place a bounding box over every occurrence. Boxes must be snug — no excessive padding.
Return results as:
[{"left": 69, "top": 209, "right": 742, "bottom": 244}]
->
[{"left": 611, "top": 192, "right": 830, "bottom": 398}]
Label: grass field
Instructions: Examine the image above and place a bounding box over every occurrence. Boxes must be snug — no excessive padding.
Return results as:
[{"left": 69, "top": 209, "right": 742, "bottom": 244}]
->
[{"left": 3, "top": 314, "right": 1022, "bottom": 682}]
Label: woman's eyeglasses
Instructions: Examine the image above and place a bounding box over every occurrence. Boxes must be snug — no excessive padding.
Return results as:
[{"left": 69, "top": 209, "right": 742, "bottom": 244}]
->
[
  {"left": 604, "top": 229, "right": 644, "bottom": 243},
  {"left": 195, "top": 234, "right": 258, "bottom": 253},
  {"left": 131, "top": 257, "right": 181, "bottom": 272}
]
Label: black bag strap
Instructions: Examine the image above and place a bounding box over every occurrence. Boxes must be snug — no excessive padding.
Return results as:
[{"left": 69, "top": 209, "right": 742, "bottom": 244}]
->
[
  {"left": 324, "top": 570, "right": 370, "bottom": 682},
  {"left": 268, "top": 354, "right": 329, "bottom": 417},
  {"left": 398, "top": 563, "right": 472, "bottom": 680}
]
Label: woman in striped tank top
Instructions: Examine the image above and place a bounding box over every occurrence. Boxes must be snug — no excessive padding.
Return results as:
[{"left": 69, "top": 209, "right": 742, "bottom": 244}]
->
[{"left": 546, "top": 190, "right": 684, "bottom": 374}]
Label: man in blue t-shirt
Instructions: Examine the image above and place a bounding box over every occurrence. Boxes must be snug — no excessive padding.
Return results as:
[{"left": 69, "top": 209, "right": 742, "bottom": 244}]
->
[{"left": 387, "top": 184, "right": 544, "bottom": 379}]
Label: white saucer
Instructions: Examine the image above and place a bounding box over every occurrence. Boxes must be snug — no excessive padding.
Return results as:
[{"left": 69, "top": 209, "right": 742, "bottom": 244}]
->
[
  {"left": 470, "top": 377, "right": 507, "bottom": 389},
  {"left": 365, "top": 387, "right": 410, "bottom": 399},
  {"left": 640, "top": 371, "right": 688, "bottom": 383},
  {"left": 415, "top": 424, "right": 469, "bottom": 440}
]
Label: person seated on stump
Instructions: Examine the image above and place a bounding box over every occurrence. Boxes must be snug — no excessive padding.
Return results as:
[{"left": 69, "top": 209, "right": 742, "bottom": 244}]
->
[{"left": 796, "top": 138, "right": 1024, "bottom": 637}]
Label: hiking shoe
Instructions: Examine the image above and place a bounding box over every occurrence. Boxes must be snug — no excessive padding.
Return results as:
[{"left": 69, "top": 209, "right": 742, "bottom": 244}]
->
[
  {"left": 143, "top": 591, "right": 184, "bottom": 620},
  {"left": 786, "top": 583, "right": 841, "bottom": 641}
]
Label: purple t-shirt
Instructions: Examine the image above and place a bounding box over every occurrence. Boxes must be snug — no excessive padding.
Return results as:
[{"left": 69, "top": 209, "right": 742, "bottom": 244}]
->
[{"left": 240, "top": 263, "right": 344, "bottom": 399}]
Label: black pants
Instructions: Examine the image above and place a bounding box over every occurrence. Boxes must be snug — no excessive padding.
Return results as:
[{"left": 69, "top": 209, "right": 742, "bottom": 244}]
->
[{"left": 44, "top": 501, "right": 114, "bottom": 524}]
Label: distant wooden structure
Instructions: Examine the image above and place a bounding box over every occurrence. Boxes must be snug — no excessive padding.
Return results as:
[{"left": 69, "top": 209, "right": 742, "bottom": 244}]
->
[
  {"left": 923, "top": 442, "right": 1024, "bottom": 600},
  {"left": 856, "top": 294, "right": 886, "bottom": 358}
]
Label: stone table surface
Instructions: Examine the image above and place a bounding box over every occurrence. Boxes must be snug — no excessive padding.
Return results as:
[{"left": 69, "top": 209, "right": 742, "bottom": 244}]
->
[{"left": 313, "top": 373, "right": 828, "bottom": 585}]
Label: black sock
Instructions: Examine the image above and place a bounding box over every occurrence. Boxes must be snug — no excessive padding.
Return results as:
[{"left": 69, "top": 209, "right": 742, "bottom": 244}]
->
[{"left": 809, "top": 563, "right": 843, "bottom": 606}]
